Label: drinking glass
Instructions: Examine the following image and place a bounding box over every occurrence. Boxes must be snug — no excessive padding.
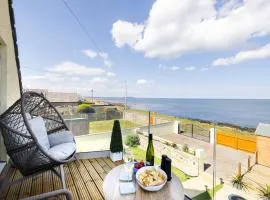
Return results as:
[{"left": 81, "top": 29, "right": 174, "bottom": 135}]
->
[{"left": 123, "top": 149, "right": 134, "bottom": 181}]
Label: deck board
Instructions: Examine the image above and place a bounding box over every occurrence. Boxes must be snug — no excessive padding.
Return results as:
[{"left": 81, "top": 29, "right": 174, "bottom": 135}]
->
[{"left": 1, "top": 158, "right": 122, "bottom": 200}]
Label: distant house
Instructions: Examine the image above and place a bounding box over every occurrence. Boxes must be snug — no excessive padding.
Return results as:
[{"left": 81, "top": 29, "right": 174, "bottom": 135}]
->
[
  {"left": 255, "top": 123, "right": 270, "bottom": 137},
  {"left": 23, "top": 88, "right": 80, "bottom": 102}
]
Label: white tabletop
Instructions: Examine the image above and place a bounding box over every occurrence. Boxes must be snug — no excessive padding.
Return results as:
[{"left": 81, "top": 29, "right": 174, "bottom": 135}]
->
[{"left": 103, "top": 164, "right": 185, "bottom": 200}]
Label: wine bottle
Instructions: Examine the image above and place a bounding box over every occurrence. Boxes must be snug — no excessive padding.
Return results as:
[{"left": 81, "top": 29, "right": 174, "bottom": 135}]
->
[{"left": 146, "top": 133, "right": 154, "bottom": 166}]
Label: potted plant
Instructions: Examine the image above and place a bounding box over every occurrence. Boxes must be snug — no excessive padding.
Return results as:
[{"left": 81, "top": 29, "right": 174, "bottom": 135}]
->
[
  {"left": 231, "top": 174, "right": 248, "bottom": 191},
  {"left": 110, "top": 120, "right": 123, "bottom": 162}
]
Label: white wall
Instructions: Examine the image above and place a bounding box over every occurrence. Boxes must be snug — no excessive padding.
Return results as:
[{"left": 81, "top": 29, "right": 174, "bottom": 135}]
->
[{"left": 0, "top": 0, "right": 21, "bottom": 161}]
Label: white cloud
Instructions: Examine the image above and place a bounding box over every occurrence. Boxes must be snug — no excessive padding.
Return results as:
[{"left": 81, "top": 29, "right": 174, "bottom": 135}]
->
[
  {"left": 91, "top": 77, "right": 108, "bottom": 84},
  {"left": 112, "top": 0, "right": 270, "bottom": 58},
  {"left": 23, "top": 73, "right": 64, "bottom": 82},
  {"left": 82, "top": 49, "right": 97, "bottom": 58},
  {"left": 170, "top": 66, "right": 179, "bottom": 71},
  {"left": 200, "top": 67, "right": 209, "bottom": 72},
  {"left": 212, "top": 43, "right": 270, "bottom": 66},
  {"left": 137, "top": 79, "right": 147, "bottom": 85},
  {"left": 71, "top": 77, "right": 80, "bottom": 81},
  {"left": 111, "top": 20, "right": 144, "bottom": 48},
  {"left": 47, "top": 61, "right": 106, "bottom": 76},
  {"left": 158, "top": 64, "right": 179, "bottom": 71},
  {"left": 107, "top": 72, "right": 116, "bottom": 77},
  {"left": 99, "top": 52, "right": 109, "bottom": 59},
  {"left": 104, "top": 60, "right": 113, "bottom": 68},
  {"left": 136, "top": 79, "right": 154, "bottom": 87},
  {"left": 185, "top": 66, "right": 196, "bottom": 71}
]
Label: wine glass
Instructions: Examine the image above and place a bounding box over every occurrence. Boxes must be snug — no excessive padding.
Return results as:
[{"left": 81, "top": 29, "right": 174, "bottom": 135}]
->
[{"left": 123, "top": 149, "right": 134, "bottom": 181}]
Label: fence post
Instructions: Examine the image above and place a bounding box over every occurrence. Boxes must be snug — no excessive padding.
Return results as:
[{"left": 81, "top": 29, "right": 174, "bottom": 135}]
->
[
  {"left": 191, "top": 124, "right": 194, "bottom": 138},
  {"left": 237, "top": 162, "right": 242, "bottom": 176},
  {"left": 248, "top": 156, "right": 251, "bottom": 171}
]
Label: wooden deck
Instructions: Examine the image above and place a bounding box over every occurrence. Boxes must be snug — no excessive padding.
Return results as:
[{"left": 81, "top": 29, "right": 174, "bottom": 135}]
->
[{"left": 0, "top": 158, "right": 122, "bottom": 200}]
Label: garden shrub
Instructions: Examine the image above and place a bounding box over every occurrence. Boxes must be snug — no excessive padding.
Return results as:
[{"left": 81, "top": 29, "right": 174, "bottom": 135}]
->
[
  {"left": 77, "top": 104, "right": 95, "bottom": 113},
  {"left": 125, "top": 134, "right": 140, "bottom": 147},
  {"left": 171, "top": 143, "right": 178, "bottom": 148},
  {"left": 183, "top": 144, "right": 189, "bottom": 153}
]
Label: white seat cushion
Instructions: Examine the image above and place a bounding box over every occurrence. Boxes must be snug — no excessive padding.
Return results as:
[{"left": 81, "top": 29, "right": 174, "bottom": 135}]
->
[
  {"left": 28, "top": 116, "right": 50, "bottom": 150},
  {"left": 48, "top": 131, "right": 74, "bottom": 147},
  {"left": 48, "top": 142, "right": 76, "bottom": 160}
]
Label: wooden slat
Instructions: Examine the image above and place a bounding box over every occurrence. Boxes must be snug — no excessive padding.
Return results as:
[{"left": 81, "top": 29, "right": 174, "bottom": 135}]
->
[
  {"left": 95, "top": 158, "right": 107, "bottom": 167},
  {"left": 81, "top": 159, "right": 101, "bottom": 181},
  {"left": 6, "top": 169, "right": 22, "bottom": 200},
  {"left": 68, "top": 162, "right": 92, "bottom": 200},
  {"left": 42, "top": 170, "right": 53, "bottom": 194},
  {"left": 94, "top": 179, "right": 104, "bottom": 198},
  {"left": 64, "top": 164, "right": 79, "bottom": 200},
  {"left": 18, "top": 176, "right": 32, "bottom": 199},
  {"left": 96, "top": 159, "right": 111, "bottom": 173},
  {"left": 74, "top": 160, "right": 103, "bottom": 200},
  {"left": 0, "top": 166, "right": 16, "bottom": 199},
  {"left": 91, "top": 159, "right": 105, "bottom": 174},
  {"left": 51, "top": 166, "right": 65, "bottom": 200},
  {"left": 0, "top": 157, "right": 119, "bottom": 200},
  {"left": 30, "top": 174, "right": 43, "bottom": 197},
  {"left": 81, "top": 159, "right": 106, "bottom": 198},
  {"left": 103, "top": 158, "right": 117, "bottom": 168}
]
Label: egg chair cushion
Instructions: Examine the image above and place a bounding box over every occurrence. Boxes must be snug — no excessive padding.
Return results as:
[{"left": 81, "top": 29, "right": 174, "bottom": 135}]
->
[
  {"left": 48, "top": 142, "right": 76, "bottom": 160},
  {"left": 48, "top": 130, "right": 74, "bottom": 147},
  {"left": 28, "top": 116, "right": 50, "bottom": 150}
]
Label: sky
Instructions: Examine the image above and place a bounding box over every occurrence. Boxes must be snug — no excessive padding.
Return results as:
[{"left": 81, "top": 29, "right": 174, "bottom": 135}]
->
[{"left": 13, "top": 0, "right": 270, "bottom": 99}]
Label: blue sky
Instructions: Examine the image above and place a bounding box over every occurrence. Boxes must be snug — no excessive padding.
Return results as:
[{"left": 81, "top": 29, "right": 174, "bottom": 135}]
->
[{"left": 14, "top": 0, "right": 270, "bottom": 99}]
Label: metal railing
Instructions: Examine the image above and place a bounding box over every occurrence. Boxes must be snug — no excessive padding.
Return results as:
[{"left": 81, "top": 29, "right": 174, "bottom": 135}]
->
[{"left": 180, "top": 124, "right": 210, "bottom": 142}]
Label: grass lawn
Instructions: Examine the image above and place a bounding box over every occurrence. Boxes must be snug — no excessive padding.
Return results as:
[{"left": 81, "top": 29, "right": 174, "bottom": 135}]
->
[
  {"left": 89, "top": 119, "right": 140, "bottom": 134},
  {"left": 192, "top": 184, "right": 224, "bottom": 200},
  {"left": 128, "top": 146, "right": 191, "bottom": 182}
]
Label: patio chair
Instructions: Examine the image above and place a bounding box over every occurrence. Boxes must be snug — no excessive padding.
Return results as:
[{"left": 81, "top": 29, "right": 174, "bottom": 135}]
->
[{"left": 0, "top": 91, "right": 76, "bottom": 200}]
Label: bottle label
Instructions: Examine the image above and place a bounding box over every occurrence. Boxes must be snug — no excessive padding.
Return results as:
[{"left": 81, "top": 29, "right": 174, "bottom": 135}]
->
[{"left": 145, "top": 161, "right": 151, "bottom": 166}]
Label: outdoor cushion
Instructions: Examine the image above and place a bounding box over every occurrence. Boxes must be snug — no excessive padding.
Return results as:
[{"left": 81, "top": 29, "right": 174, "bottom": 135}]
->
[
  {"left": 48, "top": 142, "right": 76, "bottom": 160},
  {"left": 28, "top": 116, "right": 50, "bottom": 150},
  {"left": 48, "top": 131, "right": 74, "bottom": 147}
]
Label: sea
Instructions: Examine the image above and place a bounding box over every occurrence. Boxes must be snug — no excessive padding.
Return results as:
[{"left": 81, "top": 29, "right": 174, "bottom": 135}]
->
[{"left": 100, "top": 97, "right": 270, "bottom": 128}]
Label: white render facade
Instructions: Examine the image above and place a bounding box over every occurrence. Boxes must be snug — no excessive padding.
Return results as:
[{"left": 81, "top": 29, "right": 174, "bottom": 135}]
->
[{"left": 0, "top": 0, "right": 20, "bottom": 161}]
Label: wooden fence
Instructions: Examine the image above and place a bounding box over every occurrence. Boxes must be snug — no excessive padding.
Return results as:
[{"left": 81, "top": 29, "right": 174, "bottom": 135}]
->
[{"left": 216, "top": 132, "right": 257, "bottom": 153}]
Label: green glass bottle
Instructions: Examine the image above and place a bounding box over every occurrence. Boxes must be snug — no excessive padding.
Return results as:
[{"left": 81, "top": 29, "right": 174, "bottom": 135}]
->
[{"left": 146, "top": 133, "right": 154, "bottom": 166}]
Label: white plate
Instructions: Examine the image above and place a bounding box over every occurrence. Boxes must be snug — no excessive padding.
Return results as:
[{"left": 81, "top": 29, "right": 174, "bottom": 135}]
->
[{"left": 136, "top": 166, "right": 167, "bottom": 192}]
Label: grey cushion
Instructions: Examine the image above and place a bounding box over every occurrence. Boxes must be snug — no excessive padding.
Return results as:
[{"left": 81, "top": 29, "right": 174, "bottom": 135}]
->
[
  {"left": 28, "top": 116, "right": 50, "bottom": 150},
  {"left": 48, "top": 142, "right": 76, "bottom": 160},
  {"left": 48, "top": 131, "right": 74, "bottom": 147}
]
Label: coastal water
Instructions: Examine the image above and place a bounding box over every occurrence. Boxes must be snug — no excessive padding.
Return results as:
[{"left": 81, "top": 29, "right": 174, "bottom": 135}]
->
[{"left": 102, "top": 98, "right": 270, "bottom": 128}]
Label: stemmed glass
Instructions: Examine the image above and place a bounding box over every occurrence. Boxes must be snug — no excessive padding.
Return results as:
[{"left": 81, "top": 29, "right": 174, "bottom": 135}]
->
[{"left": 123, "top": 148, "right": 134, "bottom": 181}]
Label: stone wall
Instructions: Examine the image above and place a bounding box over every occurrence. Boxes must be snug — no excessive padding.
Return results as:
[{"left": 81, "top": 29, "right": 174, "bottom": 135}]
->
[
  {"left": 136, "top": 130, "right": 204, "bottom": 176},
  {"left": 65, "top": 118, "right": 89, "bottom": 136},
  {"left": 257, "top": 135, "right": 270, "bottom": 167}
]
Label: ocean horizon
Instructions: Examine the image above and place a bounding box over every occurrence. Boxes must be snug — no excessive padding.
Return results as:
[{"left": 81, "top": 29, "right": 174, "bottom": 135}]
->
[{"left": 98, "top": 97, "right": 270, "bottom": 128}]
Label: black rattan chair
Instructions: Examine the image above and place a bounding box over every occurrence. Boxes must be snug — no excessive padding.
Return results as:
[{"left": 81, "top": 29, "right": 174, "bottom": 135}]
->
[{"left": 0, "top": 91, "right": 76, "bottom": 200}]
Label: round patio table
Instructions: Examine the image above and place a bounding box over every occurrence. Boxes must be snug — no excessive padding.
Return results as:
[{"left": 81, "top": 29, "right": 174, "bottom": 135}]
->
[{"left": 103, "top": 164, "right": 185, "bottom": 200}]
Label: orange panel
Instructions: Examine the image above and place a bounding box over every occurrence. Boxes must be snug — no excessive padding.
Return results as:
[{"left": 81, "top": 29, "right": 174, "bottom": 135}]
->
[
  {"left": 217, "top": 133, "right": 237, "bottom": 149},
  {"left": 150, "top": 116, "right": 155, "bottom": 125},
  {"left": 237, "top": 138, "right": 256, "bottom": 153},
  {"left": 217, "top": 132, "right": 257, "bottom": 153}
]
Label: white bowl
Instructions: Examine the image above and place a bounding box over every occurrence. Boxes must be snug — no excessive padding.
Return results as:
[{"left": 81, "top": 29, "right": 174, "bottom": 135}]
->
[{"left": 135, "top": 166, "right": 167, "bottom": 192}]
